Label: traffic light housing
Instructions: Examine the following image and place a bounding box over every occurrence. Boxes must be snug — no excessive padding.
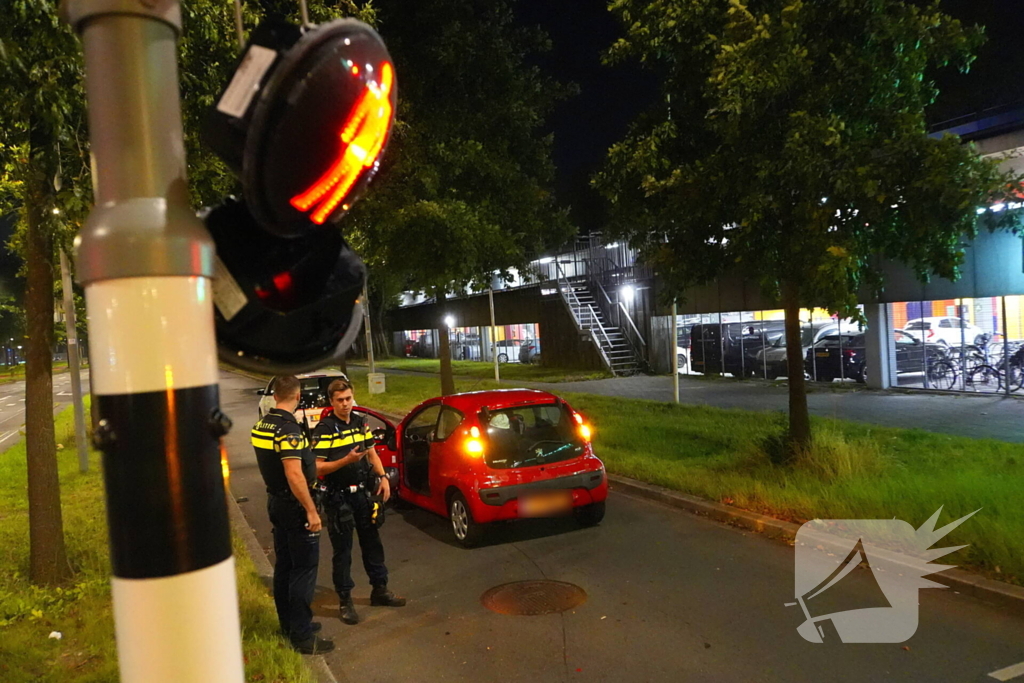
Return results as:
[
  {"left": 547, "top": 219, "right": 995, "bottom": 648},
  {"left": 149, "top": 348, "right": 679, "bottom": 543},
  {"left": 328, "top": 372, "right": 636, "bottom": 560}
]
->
[
  {"left": 203, "top": 16, "right": 396, "bottom": 237},
  {"left": 202, "top": 17, "right": 396, "bottom": 373}
]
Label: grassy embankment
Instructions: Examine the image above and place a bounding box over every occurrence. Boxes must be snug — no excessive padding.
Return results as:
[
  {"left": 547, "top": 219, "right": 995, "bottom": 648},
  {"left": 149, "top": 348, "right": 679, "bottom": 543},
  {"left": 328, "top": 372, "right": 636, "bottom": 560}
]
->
[
  {"left": 357, "top": 357, "right": 611, "bottom": 383},
  {"left": 0, "top": 401, "right": 313, "bottom": 682},
  {"left": 342, "top": 365, "right": 1024, "bottom": 585}
]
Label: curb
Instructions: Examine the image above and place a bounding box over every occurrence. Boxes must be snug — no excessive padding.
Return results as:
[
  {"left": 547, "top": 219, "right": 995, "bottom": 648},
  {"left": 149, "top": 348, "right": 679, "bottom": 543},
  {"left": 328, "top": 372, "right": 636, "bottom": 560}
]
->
[
  {"left": 227, "top": 493, "right": 338, "bottom": 683},
  {"left": 608, "top": 474, "right": 1024, "bottom": 618}
]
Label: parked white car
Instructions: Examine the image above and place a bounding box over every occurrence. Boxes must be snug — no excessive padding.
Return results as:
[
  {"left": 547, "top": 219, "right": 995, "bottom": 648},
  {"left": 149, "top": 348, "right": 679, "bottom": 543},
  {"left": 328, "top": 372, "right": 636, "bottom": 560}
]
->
[
  {"left": 904, "top": 317, "right": 986, "bottom": 347},
  {"left": 676, "top": 346, "right": 690, "bottom": 374},
  {"left": 257, "top": 371, "right": 353, "bottom": 432}
]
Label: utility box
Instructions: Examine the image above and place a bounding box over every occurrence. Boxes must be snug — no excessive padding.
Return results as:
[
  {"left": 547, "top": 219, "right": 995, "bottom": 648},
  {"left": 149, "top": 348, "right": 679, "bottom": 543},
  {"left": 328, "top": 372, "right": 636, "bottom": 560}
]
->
[{"left": 368, "top": 372, "right": 386, "bottom": 394}]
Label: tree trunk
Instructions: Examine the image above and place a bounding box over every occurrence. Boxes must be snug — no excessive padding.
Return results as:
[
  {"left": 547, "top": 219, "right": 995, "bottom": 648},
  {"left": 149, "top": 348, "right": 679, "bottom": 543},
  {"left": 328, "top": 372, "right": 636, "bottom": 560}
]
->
[
  {"left": 782, "top": 280, "right": 812, "bottom": 452},
  {"left": 25, "top": 180, "right": 70, "bottom": 585},
  {"left": 436, "top": 288, "right": 455, "bottom": 396}
]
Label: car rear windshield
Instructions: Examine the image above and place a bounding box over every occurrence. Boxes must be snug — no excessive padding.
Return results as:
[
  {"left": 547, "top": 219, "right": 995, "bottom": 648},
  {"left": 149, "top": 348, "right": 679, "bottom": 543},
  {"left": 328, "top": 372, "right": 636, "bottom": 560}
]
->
[
  {"left": 299, "top": 377, "right": 339, "bottom": 405},
  {"left": 906, "top": 321, "right": 930, "bottom": 330},
  {"left": 481, "top": 403, "right": 585, "bottom": 470}
]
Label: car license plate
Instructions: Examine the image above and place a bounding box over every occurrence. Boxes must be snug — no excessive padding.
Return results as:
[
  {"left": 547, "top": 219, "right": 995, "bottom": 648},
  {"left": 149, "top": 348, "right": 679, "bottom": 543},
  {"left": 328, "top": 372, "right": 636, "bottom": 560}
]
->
[
  {"left": 816, "top": 352, "right": 829, "bottom": 357},
  {"left": 518, "top": 490, "right": 572, "bottom": 518}
]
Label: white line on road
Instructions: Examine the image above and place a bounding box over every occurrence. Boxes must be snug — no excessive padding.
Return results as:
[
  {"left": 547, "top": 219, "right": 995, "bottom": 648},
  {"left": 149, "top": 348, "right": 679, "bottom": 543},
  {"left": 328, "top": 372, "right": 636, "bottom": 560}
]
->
[{"left": 990, "top": 662, "right": 1024, "bottom": 681}]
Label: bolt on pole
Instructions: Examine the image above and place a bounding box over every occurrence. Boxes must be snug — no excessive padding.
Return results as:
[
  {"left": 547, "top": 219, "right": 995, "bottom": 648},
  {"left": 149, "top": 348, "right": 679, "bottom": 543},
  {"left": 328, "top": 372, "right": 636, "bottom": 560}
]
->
[
  {"left": 63, "top": 0, "right": 244, "bottom": 680},
  {"left": 59, "top": 249, "right": 88, "bottom": 473}
]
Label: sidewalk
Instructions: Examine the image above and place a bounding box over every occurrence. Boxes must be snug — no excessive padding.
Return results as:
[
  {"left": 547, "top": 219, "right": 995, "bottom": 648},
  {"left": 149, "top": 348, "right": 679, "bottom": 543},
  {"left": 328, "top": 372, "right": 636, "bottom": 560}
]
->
[{"left": 358, "top": 365, "right": 1023, "bottom": 443}]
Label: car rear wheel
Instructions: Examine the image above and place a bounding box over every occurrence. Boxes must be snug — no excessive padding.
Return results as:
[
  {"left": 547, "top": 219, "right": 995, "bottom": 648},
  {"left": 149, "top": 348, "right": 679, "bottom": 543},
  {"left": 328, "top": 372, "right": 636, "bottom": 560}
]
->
[
  {"left": 574, "top": 501, "right": 605, "bottom": 527},
  {"left": 449, "top": 492, "right": 484, "bottom": 548},
  {"left": 497, "top": 353, "right": 509, "bottom": 364}
]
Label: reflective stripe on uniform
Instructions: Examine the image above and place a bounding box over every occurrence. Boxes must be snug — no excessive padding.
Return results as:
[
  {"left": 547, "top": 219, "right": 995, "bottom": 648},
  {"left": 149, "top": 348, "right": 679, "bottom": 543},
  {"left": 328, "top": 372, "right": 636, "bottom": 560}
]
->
[{"left": 251, "top": 436, "right": 275, "bottom": 449}]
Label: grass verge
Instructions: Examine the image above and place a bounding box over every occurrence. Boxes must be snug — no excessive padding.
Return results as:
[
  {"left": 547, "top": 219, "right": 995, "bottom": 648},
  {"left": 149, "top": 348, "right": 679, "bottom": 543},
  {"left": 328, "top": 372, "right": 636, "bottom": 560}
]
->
[
  {"left": 341, "top": 366, "right": 1024, "bottom": 585},
  {"left": 0, "top": 401, "right": 312, "bottom": 682},
  {"left": 356, "top": 357, "right": 611, "bottom": 383}
]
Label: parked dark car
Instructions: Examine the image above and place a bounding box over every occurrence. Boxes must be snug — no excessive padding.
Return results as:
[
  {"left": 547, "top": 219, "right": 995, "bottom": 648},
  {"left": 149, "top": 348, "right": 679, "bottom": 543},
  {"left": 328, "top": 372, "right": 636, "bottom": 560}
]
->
[
  {"left": 805, "top": 330, "right": 948, "bottom": 383},
  {"left": 756, "top": 321, "right": 859, "bottom": 379},
  {"left": 690, "top": 321, "right": 786, "bottom": 377}
]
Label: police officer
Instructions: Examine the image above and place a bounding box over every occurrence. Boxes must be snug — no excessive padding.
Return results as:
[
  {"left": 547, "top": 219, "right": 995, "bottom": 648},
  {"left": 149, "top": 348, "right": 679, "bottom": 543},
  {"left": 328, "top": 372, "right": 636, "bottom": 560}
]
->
[
  {"left": 313, "top": 378, "right": 405, "bottom": 625},
  {"left": 252, "top": 375, "right": 334, "bottom": 654}
]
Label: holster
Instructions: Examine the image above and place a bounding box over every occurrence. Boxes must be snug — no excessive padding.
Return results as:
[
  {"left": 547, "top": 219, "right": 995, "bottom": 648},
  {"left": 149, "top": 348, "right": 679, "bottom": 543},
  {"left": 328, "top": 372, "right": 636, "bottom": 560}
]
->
[{"left": 327, "top": 490, "right": 355, "bottom": 536}]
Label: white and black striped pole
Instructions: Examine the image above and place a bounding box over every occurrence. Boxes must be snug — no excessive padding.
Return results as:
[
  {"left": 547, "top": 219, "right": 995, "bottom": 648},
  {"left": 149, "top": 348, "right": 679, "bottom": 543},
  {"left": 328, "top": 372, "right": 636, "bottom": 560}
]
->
[{"left": 63, "top": 0, "right": 244, "bottom": 680}]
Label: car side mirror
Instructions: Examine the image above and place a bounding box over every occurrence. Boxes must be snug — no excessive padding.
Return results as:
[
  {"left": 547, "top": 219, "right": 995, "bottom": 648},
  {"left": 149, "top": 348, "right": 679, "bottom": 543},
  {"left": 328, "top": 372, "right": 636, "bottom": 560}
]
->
[{"left": 255, "top": 388, "right": 267, "bottom": 395}]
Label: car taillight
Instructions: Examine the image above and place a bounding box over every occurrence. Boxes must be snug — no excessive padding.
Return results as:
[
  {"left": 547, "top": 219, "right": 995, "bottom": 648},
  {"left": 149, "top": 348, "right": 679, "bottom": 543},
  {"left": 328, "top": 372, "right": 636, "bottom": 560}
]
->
[
  {"left": 843, "top": 349, "right": 856, "bottom": 358},
  {"left": 579, "top": 423, "right": 592, "bottom": 443},
  {"left": 926, "top": 329, "right": 934, "bottom": 339},
  {"left": 572, "top": 412, "right": 584, "bottom": 425},
  {"left": 464, "top": 425, "right": 484, "bottom": 456}
]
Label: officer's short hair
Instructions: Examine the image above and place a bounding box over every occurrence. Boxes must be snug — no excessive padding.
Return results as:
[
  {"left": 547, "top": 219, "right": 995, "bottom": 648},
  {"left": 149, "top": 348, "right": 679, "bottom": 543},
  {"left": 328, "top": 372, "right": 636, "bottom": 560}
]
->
[
  {"left": 328, "top": 378, "right": 353, "bottom": 400},
  {"left": 273, "top": 375, "right": 301, "bottom": 401}
]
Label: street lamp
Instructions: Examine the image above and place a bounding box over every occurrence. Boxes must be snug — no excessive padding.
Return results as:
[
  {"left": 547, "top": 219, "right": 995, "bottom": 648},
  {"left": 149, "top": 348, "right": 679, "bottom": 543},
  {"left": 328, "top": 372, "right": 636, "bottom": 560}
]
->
[
  {"left": 621, "top": 285, "right": 635, "bottom": 302},
  {"left": 444, "top": 315, "right": 455, "bottom": 328}
]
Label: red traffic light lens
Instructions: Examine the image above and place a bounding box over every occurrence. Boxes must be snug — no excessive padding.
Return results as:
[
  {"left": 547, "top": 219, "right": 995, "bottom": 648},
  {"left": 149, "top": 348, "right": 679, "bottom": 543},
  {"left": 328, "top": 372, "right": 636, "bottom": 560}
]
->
[
  {"left": 203, "top": 19, "right": 397, "bottom": 237},
  {"left": 289, "top": 62, "right": 395, "bottom": 224}
]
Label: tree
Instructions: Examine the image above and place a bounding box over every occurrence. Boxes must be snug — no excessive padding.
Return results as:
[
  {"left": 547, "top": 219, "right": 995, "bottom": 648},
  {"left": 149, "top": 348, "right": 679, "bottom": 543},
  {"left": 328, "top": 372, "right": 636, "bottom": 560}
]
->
[
  {"left": 347, "top": 0, "right": 573, "bottom": 395},
  {"left": 0, "top": 0, "right": 369, "bottom": 585},
  {"left": 0, "top": 0, "right": 96, "bottom": 584},
  {"left": 595, "top": 0, "right": 1020, "bottom": 451}
]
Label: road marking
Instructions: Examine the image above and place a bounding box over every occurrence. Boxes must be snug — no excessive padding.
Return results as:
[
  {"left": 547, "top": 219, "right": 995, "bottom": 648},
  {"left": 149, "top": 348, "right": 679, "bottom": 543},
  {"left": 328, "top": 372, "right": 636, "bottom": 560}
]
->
[{"left": 990, "top": 662, "right": 1024, "bottom": 681}]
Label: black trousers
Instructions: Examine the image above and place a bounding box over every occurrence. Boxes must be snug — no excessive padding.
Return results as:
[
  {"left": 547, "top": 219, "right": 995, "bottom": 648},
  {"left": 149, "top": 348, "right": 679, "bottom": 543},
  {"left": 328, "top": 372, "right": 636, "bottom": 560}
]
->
[
  {"left": 326, "top": 490, "right": 388, "bottom": 596},
  {"left": 268, "top": 494, "right": 320, "bottom": 643}
]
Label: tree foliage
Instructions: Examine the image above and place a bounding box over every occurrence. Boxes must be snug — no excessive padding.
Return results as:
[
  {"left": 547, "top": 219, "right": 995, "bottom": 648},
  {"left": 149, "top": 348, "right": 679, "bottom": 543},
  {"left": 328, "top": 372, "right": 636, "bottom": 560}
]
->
[
  {"left": 347, "top": 0, "right": 574, "bottom": 393},
  {"left": 596, "top": 0, "right": 1021, "bottom": 447}
]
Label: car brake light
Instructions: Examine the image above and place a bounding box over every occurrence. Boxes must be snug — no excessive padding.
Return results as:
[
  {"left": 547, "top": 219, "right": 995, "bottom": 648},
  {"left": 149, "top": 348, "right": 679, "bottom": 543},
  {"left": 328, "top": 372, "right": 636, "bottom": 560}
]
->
[
  {"left": 843, "top": 349, "right": 856, "bottom": 358},
  {"left": 926, "top": 329, "right": 934, "bottom": 339},
  {"left": 579, "top": 424, "right": 592, "bottom": 443},
  {"left": 465, "top": 425, "right": 484, "bottom": 456},
  {"left": 572, "top": 412, "right": 584, "bottom": 425}
]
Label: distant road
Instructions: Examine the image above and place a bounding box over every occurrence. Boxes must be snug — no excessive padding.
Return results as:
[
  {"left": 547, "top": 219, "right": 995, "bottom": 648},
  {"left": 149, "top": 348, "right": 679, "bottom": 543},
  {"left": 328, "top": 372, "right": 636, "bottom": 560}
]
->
[{"left": 0, "top": 369, "right": 91, "bottom": 453}]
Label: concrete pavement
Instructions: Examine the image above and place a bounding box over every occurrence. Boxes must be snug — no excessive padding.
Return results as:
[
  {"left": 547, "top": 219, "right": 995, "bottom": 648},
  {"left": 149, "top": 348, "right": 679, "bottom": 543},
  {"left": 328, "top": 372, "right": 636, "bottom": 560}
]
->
[{"left": 219, "top": 370, "right": 1024, "bottom": 683}]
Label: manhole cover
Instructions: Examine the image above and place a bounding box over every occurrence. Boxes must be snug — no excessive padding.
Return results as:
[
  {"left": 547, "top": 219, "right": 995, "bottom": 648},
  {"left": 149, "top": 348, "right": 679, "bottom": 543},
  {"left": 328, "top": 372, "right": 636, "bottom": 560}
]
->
[{"left": 480, "top": 580, "right": 587, "bottom": 616}]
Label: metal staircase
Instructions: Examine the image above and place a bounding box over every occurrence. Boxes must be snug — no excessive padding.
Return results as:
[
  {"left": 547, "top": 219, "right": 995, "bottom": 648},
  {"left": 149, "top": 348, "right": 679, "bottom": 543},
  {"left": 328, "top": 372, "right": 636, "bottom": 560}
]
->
[{"left": 558, "top": 277, "right": 642, "bottom": 376}]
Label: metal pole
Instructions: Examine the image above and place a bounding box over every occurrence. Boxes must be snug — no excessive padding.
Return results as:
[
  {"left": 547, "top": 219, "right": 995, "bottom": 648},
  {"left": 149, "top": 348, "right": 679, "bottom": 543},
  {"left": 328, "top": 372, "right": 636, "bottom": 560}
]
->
[
  {"left": 59, "top": 249, "right": 88, "bottom": 473},
  {"left": 64, "top": 2, "right": 244, "bottom": 681},
  {"left": 1003, "top": 296, "right": 1011, "bottom": 397},
  {"left": 671, "top": 300, "right": 679, "bottom": 403},
  {"left": 363, "top": 282, "right": 375, "bottom": 374},
  {"left": 489, "top": 287, "right": 499, "bottom": 382}
]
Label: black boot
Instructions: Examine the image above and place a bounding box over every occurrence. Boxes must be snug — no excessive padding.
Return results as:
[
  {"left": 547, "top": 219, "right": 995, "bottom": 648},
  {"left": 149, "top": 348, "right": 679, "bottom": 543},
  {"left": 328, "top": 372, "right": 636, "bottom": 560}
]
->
[
  {"left": 281, "top": 621, "right": 322, "bottom": 638},
  {"left": 370, "top": 584, "right": 406, "bottom": 607},
  {"left": 339, "top": 593, "right": 360, "bottom": 625},
  {"left": 292, "top": 635, "right": 334, "bottom": 655}
]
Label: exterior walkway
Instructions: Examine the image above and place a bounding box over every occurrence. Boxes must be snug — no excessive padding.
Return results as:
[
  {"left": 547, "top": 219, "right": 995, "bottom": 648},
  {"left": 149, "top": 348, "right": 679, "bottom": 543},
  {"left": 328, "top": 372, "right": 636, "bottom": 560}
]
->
[
  {"left": 362, "top": 365, "right": 1022, "bottom": 443},
  {"left": 522, "top": 374, "right": 1023, "bottom": 443}
]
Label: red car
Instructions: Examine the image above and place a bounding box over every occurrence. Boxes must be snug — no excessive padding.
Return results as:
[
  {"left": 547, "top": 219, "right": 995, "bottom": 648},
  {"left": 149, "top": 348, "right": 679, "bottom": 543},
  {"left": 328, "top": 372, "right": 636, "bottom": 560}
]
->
[{"left": 350, "top": 389, "right": 607, "bottom": 547}]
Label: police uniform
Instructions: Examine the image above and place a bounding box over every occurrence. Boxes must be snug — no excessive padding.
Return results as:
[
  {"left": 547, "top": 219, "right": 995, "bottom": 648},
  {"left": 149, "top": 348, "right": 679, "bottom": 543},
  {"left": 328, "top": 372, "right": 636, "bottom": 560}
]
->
[
  {"left": 252, "top": 408, "right": 320, "bottom": 644},
  {"left": 311, "top": 411, "right": 390, "bottom": 603}
]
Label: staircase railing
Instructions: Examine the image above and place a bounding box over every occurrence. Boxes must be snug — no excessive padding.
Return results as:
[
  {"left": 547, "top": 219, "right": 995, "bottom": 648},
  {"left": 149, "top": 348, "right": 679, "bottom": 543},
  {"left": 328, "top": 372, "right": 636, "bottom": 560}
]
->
[
  {"left": 596, "top": 281, "right": 647, "bottom": 368},
  {"left": 555, "top": 263, "right": 616, "bottom": 373}
]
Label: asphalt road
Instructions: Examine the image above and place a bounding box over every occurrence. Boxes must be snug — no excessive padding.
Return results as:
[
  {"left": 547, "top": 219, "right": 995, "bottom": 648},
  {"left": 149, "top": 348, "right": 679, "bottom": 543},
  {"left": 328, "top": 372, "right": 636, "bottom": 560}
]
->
[
  {"left": 0, "top": 369, "right": 90, "bottom": 452},
  {"left": 220, "top": 370, "right": 1024, "bottom": 683}
]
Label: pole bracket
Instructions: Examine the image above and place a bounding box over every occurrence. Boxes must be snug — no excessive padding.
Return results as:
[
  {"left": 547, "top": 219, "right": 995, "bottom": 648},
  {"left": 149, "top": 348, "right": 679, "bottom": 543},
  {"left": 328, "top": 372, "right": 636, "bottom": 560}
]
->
[
  {"left": 75, "top": 198, "right": 215, "bottom": 285},
  {"left": 61, "top": 0, "right": 182, "bottom": 33}
]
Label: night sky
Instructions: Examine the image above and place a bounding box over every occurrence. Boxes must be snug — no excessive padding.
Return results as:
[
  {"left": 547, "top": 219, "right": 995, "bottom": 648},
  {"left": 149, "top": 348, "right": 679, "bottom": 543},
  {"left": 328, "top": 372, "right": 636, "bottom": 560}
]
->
[{"left": 519, "top": 0, "right": 1024, "bottom": 232}]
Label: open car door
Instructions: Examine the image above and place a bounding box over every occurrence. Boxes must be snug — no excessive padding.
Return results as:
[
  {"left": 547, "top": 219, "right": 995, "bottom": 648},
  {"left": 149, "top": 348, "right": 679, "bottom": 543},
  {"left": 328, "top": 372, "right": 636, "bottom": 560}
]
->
[{"left": 351, "top": 406, "right": 401, "bottom": 493}]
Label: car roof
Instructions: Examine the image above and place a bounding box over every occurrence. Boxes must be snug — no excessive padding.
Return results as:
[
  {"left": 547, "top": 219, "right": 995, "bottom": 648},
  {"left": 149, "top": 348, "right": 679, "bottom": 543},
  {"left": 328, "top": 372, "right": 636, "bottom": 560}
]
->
[{"left": 439, "top": 388, "right": 563, "bottom": 413}]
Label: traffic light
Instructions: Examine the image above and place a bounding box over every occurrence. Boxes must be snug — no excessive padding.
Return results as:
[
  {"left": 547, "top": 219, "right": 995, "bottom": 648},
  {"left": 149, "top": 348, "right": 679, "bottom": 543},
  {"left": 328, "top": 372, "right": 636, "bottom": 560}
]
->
[{"left": 201, "top": 17, "right": 396, "bottom": 373}]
